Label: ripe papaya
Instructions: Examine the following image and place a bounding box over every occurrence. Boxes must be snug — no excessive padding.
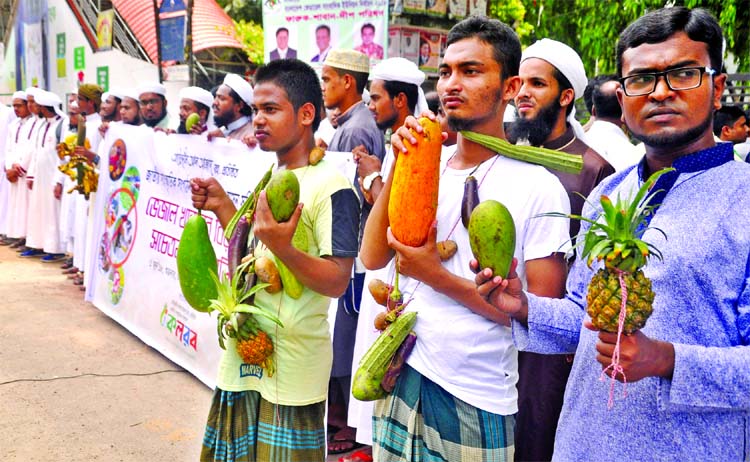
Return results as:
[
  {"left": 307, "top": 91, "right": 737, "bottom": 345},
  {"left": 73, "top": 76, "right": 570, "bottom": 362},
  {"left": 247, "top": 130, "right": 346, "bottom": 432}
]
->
[
  {"left": 177, "top": 214, "right": 218, "bottom": 312},
  {"left": 266, "top": 169, "right": 300, "bottom": 223},
  {"left": 468, "top": 200, "right": 516, "bottom": 279},
  {"left": 388, "top": 117, "right": 442, "bottom": 246}
]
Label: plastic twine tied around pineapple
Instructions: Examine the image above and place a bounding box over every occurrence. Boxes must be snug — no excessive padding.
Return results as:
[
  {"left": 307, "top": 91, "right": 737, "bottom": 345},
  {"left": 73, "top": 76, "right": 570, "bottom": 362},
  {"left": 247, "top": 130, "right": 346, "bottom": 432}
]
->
[{"left": 600, "top": 269, "right": 629, "bottom": 409}]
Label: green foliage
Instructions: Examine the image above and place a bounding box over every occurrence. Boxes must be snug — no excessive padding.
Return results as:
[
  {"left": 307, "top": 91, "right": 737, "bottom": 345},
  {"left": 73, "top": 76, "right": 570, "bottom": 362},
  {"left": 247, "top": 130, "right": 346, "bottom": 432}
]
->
[
  {"left": 506, "top": 0, "right": 750, "bottom": 75},
  {"left": 488, "top": 0, "right": 533, "bottom": 41},
  {"left": 216, "top": 0, "right": 263, "bottom": 23},
  {"left": 233, "top": 19, "right": 265, "bottom": 65}
]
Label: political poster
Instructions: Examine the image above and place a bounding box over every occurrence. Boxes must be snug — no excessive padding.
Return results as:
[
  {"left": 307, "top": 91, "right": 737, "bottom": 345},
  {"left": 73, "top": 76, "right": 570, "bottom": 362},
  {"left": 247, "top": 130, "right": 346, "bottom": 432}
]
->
[
  {"left": 96, "top": 9, "right": 114, "bottom": 51},
  {"left": 262, "top": 0, "right": 389, "bottom": 66},
  {"left": 88, "top": 125, "right": 276, "bottom": 387}
]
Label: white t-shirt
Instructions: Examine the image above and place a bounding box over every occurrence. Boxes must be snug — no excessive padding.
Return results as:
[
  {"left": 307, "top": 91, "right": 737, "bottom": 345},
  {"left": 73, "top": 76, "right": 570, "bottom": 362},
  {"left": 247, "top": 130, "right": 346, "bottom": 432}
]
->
[{"left": 402, "top": 154, "right": 571, "bottom": 415}]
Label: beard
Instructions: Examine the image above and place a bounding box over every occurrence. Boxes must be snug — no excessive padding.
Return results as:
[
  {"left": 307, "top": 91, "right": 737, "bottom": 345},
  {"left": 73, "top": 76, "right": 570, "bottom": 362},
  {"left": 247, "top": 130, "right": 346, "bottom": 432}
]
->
[
  {"left": 507, "top": 99, "right": 561, "bottom": 146},
  {"left": 144, "top": 108, "right": 167, "bottom": 127},
  {"left": 177, "top": 120, "right": 188, "bottom": 134},
  {"left": 213, "top": 112, "right": 232, "bottom": 128},
  {"left": 629, "top": 105, "right": 713, "bottom": 149},
  {"left": 100, "top": 107, "right": 116, "bottom": 122},
  {"left": 376, "top": 112, "right": 397, "bottom": 131},
  {"left": 445, "top": 88, "right": 504, "bottom": 133}
]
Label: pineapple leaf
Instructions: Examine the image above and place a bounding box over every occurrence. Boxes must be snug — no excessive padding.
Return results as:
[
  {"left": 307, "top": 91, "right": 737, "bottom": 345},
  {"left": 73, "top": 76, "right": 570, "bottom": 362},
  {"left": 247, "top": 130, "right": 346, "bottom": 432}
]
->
[
  {"left": 588, "top": 238, "right": 613, "bottom": 261},
  {"left": 207, "top": 270, "right": 237, "bottom": 319},
  {"left": 599, "top": 195, "right": 618, "bottom": 227},
  {"left": 646, "top": 242, "right": 664, "bottom": 261},
  {"left": 233, "top": 303, "right": 284, "bottom": 327},
  {"left": 216, "top": 320, "right": 226, "bottom": 350},
  {"left": 625, "top": 167, "right": 674, "bottom": 222},
  {"left": 581, "top": 231, "right": 603, "bottom": 259},
  {"left": 230, "top": 312, "right": 240, "bottom": 333},
  {"left": 238, "top": 282, "right": 272, "bottom": 304}
]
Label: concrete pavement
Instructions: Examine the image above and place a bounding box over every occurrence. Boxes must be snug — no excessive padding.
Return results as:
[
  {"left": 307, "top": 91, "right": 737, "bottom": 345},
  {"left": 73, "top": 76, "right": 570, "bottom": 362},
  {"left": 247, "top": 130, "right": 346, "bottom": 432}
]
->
[
  {"left": 0, "top": 245, "right": 361, "bottom": 461},
  {"left": 0, "top": 244, "right": 211, "bottom": 461}
]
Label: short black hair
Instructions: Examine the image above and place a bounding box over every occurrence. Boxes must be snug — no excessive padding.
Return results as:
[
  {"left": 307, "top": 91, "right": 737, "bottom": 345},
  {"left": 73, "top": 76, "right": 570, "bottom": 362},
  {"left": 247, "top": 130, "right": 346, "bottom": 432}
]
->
[
  {"left": 616, "top": 7, "right": 723, "bottom": 78},
  {"left": 254, "top": 59, "right": 323, "bottom": 132},
  {"left": 425, "top": 91, "right": 440, "bottom": 114},
  {"left": 276, "top": 27, "right": 289, "bottom": 37},
  {"left": 446, "top": 16, "right": 521, "bottom": 80},
  {"left": 381, "top": 80, "right": 419, "bottom": 114},
  {"left": 592, "top": 78, "right": 622, "bottom": 120},
  {"left": 584, "top": 74, "right": 618, "bottom": 114},
  {"left": 361, "top": 23, "right": 375, "bottom": 34},
  {"left": 330, "top": 67, "right": 369, "bottom": 95},
  {"left": 713, "top": 105, "right": 746, "bottom": 136},
  {"left": 227, "top": 87, "right": 254, "bottom": 117},
  {"left": 316, "top": 24, "right": 330, "bottom": 35}
]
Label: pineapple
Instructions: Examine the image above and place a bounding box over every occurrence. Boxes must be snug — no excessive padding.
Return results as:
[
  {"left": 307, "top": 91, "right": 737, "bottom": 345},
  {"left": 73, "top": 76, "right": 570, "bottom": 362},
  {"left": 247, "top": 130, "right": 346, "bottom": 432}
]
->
[
  {"left": 207, "top": 263, "right": 283, "bottom": 376},
  {"left": 576, "top": 168, "right": 672, "bottom": 333}
]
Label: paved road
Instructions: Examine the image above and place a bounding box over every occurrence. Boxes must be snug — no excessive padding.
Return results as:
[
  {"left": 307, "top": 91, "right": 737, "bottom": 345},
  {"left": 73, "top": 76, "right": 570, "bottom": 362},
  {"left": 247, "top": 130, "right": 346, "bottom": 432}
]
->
[
  {"left": 0, "top": 245, "right": 358, "bottom": 461},
  {"left": 0, "top": 244, "right": 212, "bottom": 461}
]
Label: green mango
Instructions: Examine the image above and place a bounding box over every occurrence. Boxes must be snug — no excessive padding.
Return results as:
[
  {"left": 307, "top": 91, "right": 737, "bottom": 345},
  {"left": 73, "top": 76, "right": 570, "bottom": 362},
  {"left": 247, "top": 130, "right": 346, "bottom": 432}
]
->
[
  {"left": 185, "top": 113, "right": 200, "bottom": 132},
  {"left": 468, "top": 200, "right": 516, "bottom": 279},
  {"left": 266, "top": 170, "right": 300, "bottom": 223},
  {"left": 177, "top": 214, "right": 218, "bottom": 312}
]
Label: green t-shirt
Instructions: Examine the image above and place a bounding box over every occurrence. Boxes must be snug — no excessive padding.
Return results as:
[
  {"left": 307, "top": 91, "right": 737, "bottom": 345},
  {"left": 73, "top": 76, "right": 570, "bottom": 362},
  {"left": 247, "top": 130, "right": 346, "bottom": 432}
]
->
[{"left": 216, "top": 160, "right": 360, "bottom": 405}]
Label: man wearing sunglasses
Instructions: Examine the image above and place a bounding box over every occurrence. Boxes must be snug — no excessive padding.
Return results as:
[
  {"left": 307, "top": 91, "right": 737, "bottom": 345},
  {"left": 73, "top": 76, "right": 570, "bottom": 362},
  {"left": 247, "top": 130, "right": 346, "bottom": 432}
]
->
[{"left": 477, "top": 7, "right": 750, "bottom": 461}]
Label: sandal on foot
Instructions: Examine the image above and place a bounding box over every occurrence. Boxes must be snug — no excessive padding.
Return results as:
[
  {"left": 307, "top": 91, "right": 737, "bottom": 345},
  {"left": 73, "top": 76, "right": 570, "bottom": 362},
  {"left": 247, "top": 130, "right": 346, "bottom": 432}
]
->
[{"left": 328, "top": 427, "right": 363, "bottom": 455}]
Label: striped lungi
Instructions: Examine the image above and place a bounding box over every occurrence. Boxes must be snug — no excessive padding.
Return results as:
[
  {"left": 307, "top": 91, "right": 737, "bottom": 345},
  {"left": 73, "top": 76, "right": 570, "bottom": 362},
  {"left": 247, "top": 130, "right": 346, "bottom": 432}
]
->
[
  {"left": 201, "top": 389, "right": 326, "bottom": 462},
  {"left": 372, "top": 364, "right": 515, "bottom": 462}
]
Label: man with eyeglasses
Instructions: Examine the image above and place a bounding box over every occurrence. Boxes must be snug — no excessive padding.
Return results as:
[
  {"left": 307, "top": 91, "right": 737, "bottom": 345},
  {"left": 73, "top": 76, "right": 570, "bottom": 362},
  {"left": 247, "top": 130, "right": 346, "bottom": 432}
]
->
[
  {"left": 476, "top": 7, "right": 750, "bottom": 461},
  {"left": 138, "top": 83, "right": 174, "bottom": 130},
  {"left": 508, "top": 37, "right": 614, "bottom": 462}
]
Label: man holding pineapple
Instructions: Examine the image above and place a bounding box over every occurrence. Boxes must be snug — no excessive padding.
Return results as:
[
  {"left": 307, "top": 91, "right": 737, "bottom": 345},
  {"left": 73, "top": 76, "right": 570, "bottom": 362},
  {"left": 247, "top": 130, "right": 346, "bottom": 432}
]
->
[{"left": 477, "top": 7, "right": 750, "bottom": 461}]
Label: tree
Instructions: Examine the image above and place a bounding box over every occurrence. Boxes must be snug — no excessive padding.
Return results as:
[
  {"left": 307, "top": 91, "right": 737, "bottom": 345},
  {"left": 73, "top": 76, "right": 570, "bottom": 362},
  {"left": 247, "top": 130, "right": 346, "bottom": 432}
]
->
[
  {"left": 216, "top": 0, "right": 264, "bottom": 65},
  {"left": 513, "top": 0, "right": 749, "bottom": 75}
]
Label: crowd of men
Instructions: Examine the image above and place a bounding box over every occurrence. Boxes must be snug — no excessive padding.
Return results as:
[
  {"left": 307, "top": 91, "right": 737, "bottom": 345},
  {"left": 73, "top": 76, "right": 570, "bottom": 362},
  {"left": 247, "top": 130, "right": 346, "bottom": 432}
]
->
[{"left": 1, "top": 5, "right": 749, "bottom": 462}]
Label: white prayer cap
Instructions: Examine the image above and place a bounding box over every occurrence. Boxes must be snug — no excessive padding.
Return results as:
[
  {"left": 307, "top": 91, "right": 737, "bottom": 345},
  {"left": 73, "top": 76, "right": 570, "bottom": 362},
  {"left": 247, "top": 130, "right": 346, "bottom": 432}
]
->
[
  {"left": 138, "top": 83, "right": 167, "bottom": 97},
  {"left": 34, "top": 90, "right": 61, "bottom": 107},
  {"left": 369, "top": 57, "right": 429, "bottom": 116},
  {"left": 179, "top": 86, "right": 215, "bottom": 109},
  {"left": 12, "top": 91, "right": 27, "bottom": 101},
  {"left": 122, "top": 88, "right": 141, "bottom": 102},
  {"left": 522, "top": 39, "right": 587, "bottom": 99},
  {"left": 370, "top": 57, "right": 425, "bottom": 86},
  {"left": 34, "top": 90, "right": 65, "bottom": 117},
  {"left": 222, "top": 73, "right": 253, "bottom": 105},
  {"left": 522, "top": 38, "right": 590, "bottom": 143},
  {"left": 107, "top": 87, "right": 128, "bottom": 101},
  {"left": 25, "top": 87, "right": 42, "bottom": 99}
]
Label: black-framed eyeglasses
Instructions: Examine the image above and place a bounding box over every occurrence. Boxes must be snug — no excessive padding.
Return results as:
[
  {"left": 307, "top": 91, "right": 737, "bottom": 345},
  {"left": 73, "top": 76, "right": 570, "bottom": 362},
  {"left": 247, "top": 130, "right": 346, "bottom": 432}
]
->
[
  {"left": 619, "top": 66, "right": 716, "bottom": 96},
  {"left": 139, "top": 98, "right": 162, "bottom": 107}
]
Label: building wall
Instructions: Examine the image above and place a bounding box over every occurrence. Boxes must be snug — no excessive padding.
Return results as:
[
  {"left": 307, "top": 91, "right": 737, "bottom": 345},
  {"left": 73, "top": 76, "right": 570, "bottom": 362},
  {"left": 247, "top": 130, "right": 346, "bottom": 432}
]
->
[{"left": 46, "top": 0, "right": 160, "bottom": 107}]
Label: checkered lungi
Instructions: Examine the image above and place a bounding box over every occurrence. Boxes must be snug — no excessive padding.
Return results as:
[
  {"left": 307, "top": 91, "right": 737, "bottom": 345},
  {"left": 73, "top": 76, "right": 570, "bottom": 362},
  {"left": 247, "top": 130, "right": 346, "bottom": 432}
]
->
[
  {"left": 201, "top": 389, "right": 326, "bottom": 462},
  {"left": 372, "top": 364, "right": 515, "bottom": 462}
]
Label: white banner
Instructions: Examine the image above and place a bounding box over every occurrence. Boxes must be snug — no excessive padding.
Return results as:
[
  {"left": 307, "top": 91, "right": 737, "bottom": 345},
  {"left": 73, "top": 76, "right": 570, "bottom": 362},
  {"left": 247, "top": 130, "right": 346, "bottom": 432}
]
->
[{"left": 88, "top": 124, "right": 276, "bottom": 388}]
